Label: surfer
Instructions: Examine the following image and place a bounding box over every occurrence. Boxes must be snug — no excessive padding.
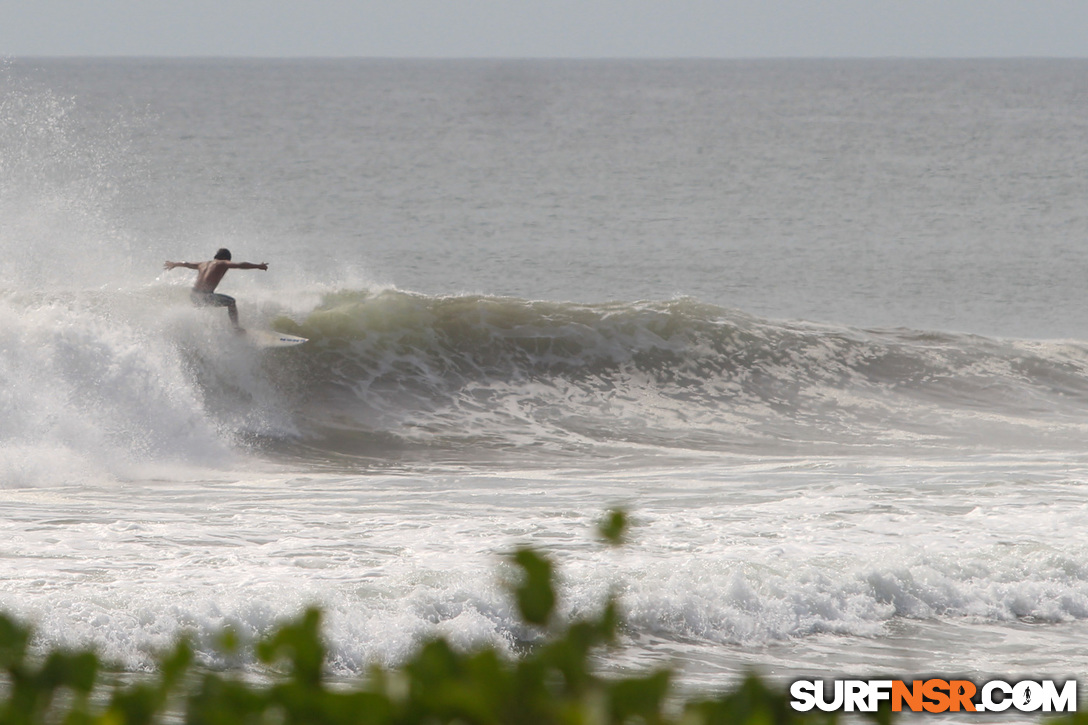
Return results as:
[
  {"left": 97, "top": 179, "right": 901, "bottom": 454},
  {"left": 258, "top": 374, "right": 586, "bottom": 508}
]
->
[{"left": 163, "top": 248, "right": 268, "bottom": 333}]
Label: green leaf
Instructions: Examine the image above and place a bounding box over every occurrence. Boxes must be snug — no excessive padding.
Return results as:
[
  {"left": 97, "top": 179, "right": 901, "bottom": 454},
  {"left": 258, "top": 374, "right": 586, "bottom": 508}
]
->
[
  {"left": 598, "top": 509, "right": 629, "bottom": 546},
  {"left": 257, "top": 608, "right": 326, "bottom": 687},
  {"left": 0, "top": 614, "right": 30, "bottom": 671},
  {"left": 511, "top": 548, "right": 557, "bottom": 627}
]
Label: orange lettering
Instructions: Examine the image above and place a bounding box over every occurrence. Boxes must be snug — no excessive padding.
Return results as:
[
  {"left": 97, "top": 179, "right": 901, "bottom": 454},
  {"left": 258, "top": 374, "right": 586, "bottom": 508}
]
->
[
  {"left": 948, "top": 680, "right": 977, "bottom": 712},
  {"left": 922, "top": 679, "right": 950, "bottom": 713},
  {"left": 892, "top": 680, "right": 923, "bottom": 712}
]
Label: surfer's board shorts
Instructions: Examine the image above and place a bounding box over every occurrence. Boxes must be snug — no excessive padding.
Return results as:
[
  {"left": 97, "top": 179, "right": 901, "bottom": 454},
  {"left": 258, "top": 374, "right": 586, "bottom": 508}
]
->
[{"left": 190, "top": 290, "right": 236, "bottom": 308}]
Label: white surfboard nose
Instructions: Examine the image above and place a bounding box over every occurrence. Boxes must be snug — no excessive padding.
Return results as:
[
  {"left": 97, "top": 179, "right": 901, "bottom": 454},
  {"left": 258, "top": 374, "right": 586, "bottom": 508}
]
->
[{"left": 248, "top": 330, "right": 308, "bottom": 348}]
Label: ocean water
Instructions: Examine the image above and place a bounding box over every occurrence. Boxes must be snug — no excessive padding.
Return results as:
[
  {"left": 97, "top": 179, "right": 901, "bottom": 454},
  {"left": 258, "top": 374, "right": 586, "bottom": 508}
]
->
[{"left": 3, "top": 58, "right": 1088, "bottom": 707}]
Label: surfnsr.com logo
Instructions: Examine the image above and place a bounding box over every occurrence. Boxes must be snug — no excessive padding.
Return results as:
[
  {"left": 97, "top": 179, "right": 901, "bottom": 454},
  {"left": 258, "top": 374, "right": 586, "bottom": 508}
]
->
[{"left": 790, "top": 679, "right": 1077, "bottom": 714}]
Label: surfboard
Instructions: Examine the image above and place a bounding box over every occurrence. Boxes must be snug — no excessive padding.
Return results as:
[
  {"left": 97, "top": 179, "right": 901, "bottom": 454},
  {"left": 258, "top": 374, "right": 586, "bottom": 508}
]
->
[{"left": 247, "top": 330, "right": 308, "bottom": 348}]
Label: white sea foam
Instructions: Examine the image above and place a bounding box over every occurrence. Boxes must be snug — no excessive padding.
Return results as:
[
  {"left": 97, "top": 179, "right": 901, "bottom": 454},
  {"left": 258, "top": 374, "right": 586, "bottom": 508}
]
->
[{"left": 0, "top": 291, "right": 300, "bottom": 486}]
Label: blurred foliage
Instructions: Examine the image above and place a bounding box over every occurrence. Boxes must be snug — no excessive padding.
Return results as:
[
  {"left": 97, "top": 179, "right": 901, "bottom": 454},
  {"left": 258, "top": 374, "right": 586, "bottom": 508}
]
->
[{"left": 0, "top": 509, "right": 890, "bottom": 724}]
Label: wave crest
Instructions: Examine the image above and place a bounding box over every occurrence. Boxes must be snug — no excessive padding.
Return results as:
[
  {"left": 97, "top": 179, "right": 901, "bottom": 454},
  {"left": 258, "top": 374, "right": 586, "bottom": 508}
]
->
[{"left": 260, "top": 289, "right": 1088, "bottom": 458}]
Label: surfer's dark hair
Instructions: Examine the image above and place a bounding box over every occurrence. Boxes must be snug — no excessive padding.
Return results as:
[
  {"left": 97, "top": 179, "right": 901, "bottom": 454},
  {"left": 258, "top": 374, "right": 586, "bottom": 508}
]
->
[{"left": 214, "top": 248, "right": 232, "bottom": 261}]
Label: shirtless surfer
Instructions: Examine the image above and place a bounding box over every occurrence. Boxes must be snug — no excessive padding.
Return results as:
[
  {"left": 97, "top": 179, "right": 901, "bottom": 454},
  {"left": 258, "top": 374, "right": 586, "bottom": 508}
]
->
[{"left": 163, "top": 248, "right": 268, "bottom": 333}]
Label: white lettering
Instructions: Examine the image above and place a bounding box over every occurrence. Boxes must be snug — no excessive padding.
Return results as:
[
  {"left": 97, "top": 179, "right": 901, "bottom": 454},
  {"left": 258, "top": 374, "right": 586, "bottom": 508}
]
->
[
  {"left": 1042, "top": 681, "right": 1077, "bottom": 713},
  {"left": 844, "top": 680, "right": 868, "bottom": 712},
  {"left": 867, "top": 680, "right": 893, "bottom": 711},
  {"left": 1013, "top": 681, "right": 1043, "bottom": 712},
  {"left": 981, "top": 680, "right": 1012, "bottom": 712},
  {"left": 789, "top": 678, "right": 1077, "bottom": 714},
  {"left": 790, "top": 681, "right": 816, "bottom": 712},
  {"left": 815, "top": 680, "right": 843, "bottom": 712}
]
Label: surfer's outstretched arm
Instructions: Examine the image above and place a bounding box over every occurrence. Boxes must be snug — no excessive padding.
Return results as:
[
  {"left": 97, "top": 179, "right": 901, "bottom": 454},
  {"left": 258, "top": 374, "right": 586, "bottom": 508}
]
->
[
  {"left": 163, "top": 261, "right": 200, "bottom": 270},
  {"left": 227, "top": 262, "right": 269, "bottom": 271}
]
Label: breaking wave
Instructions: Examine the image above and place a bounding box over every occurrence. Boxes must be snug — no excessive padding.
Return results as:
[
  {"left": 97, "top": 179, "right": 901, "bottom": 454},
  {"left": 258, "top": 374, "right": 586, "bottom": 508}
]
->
[
  {"left": 5, "top": 283, "right": 1088, "bottom": 483},
  {"left": 268, "top": 288, "right": 1088, "bottom": 459}
]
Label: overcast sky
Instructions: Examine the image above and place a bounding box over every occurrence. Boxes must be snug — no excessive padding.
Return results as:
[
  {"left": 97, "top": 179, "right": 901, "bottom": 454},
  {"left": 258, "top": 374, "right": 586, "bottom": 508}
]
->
[{"left": 2, "top": 0, "right": 1087, "bottom": 58}]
